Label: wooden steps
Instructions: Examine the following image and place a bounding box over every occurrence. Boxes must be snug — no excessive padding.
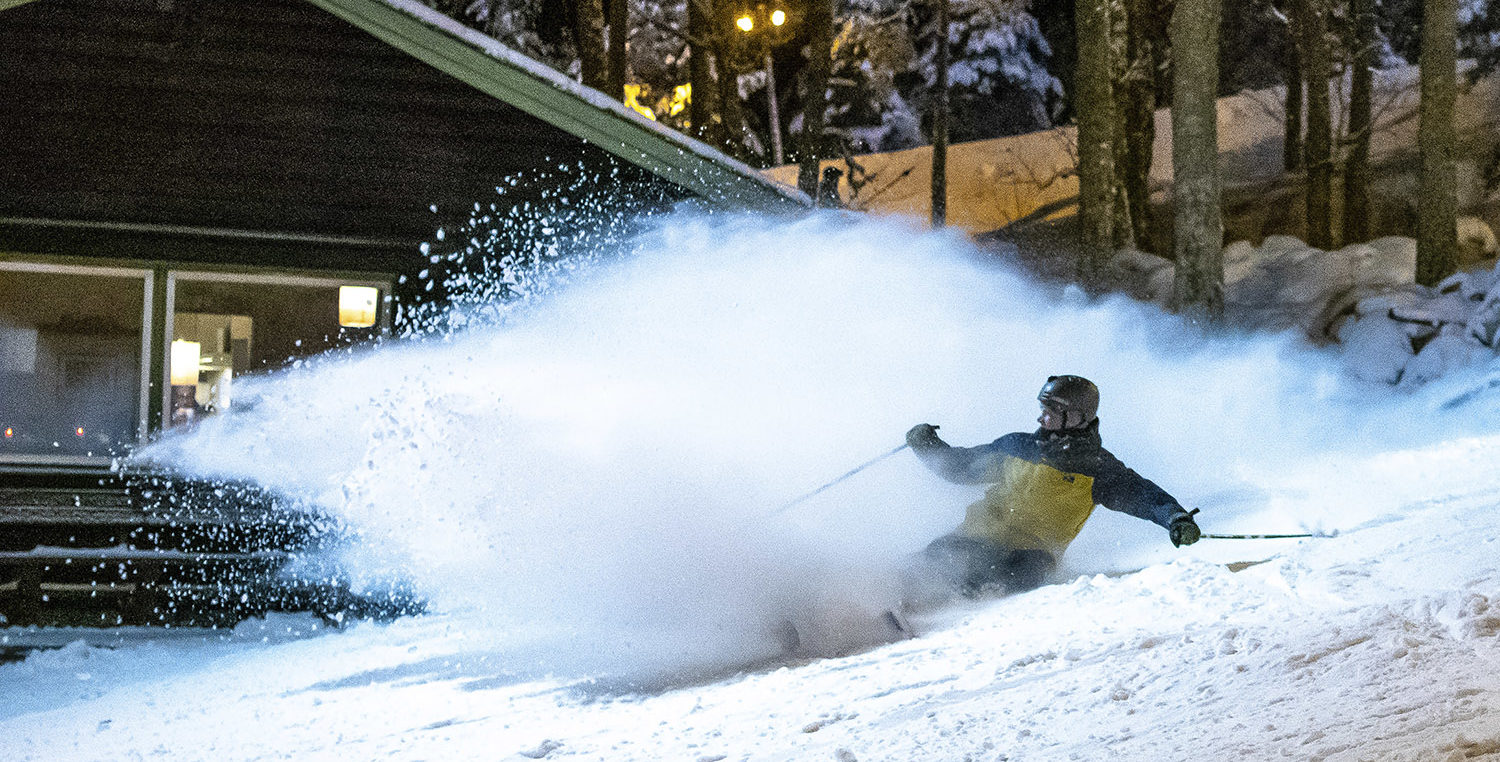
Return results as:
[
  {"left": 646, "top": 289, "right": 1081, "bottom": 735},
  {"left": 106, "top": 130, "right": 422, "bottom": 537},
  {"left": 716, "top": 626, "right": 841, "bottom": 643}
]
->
[{"left": 0, "top": 469, "right": 420, "bottom": 628}]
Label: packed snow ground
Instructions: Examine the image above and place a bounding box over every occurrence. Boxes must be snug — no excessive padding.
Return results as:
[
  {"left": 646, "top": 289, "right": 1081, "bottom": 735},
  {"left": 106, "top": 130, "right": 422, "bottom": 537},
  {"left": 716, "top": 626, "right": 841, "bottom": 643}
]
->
[
  {"left": 6, "top": 213, "right": 1500, "bottom": 761},
  {"left": 5, "top": 437, "right": 1500, "bottom": 761}
]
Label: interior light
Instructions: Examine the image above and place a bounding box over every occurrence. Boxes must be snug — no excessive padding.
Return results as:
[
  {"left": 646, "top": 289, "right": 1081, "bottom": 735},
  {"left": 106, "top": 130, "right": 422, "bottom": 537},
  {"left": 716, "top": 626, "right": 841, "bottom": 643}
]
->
[
  {"left": 75, "top": 427, "right": 85, "bottom": 437},
  {"left": 170, "top": 340, "right": 202, "bottom": 386},
  {"left": 339, "top": 285, "right": 380, "bottom": 328},
  {"left": 3, "top": 427, "right": 12, "bottom": 438},
  {"left": 736, "top": 14, "right": 753, "bottom": 32},
  {"left": 771, "top": 9, "right": 786, "bottom": 25}
]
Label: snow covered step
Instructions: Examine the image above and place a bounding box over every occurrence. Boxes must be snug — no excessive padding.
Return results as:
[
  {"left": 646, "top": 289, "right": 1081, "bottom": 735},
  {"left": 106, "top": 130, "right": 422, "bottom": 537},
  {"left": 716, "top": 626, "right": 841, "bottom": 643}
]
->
[{"left": 0, "top": 547, "right": 297, "bottom": 627}]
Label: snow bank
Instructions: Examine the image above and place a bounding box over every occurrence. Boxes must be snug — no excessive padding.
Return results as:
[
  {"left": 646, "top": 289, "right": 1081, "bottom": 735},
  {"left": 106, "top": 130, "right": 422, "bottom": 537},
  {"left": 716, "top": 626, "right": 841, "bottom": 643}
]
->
[
  {"left": 1112, "top": 224, "right": 1500, "bottom": 390},
  {"left": 1111, "top": 234, "right": 1418, "bottom": 336}
]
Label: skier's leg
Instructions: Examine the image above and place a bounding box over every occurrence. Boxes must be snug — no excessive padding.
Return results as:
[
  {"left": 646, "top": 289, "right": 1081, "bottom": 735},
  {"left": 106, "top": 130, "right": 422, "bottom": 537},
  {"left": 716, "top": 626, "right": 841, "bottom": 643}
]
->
[
  {"left": 998, "top": 549, "right": 1056, "bottom": 593},
  {"left": 922, "top": 534, "right": 1013, "bottom": 598}
]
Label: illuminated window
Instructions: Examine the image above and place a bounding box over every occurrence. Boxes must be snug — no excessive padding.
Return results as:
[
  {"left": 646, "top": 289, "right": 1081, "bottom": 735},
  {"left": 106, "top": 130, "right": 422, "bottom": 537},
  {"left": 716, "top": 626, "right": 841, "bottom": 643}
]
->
[
  {"left": 1, "top": 264, "right": 149, "bottom": 459},
  {"left": 167, "top": 273, "right": 385, "bottom": 427}
]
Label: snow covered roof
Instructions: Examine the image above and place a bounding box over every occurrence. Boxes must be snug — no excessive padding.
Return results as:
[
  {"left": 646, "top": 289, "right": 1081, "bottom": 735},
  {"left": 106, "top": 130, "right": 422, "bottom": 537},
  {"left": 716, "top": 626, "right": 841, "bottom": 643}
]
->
[{"left": 309, "top": 0, "right": 809, "bottom": 212}]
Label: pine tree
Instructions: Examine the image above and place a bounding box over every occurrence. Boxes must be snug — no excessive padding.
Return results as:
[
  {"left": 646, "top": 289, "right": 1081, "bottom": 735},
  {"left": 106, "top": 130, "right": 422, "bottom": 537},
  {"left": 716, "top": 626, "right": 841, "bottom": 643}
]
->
[
  {"left": 823, "top": 1, "right": 925, "bottom": 153},
  {"left": 908, "top": 0, "right": 1061, "bottom": 144}
]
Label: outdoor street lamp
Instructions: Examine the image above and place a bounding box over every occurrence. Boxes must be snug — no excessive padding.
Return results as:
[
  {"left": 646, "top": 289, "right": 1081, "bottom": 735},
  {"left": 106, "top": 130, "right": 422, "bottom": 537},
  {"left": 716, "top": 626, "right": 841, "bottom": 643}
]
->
[{"left": 735, "top": 3, "right": 790, "bottom": 165}]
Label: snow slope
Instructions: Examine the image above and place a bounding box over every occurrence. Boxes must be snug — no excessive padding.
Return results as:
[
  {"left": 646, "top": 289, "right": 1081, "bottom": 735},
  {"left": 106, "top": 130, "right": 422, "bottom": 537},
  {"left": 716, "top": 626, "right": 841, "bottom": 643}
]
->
[
  {"left": 6, "top": 212, "right": 1500, "bottom": 760},
  {"left": 4, "top": 434, "right": 1500, "bottom": 761}
]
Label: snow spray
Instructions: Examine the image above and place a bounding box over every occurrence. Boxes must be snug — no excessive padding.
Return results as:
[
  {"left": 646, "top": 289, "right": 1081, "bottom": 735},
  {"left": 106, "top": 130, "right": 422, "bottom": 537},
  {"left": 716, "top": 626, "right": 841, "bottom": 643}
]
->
[{"left": 138, "top": 207, "right": 1500, "bottom": 684}]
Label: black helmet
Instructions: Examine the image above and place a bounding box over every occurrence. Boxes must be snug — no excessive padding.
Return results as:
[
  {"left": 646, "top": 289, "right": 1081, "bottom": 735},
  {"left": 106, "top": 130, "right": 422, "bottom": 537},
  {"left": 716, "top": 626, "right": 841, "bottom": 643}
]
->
[{"left": 1037, "top": 375, "right": 1099, "bottom": 429}]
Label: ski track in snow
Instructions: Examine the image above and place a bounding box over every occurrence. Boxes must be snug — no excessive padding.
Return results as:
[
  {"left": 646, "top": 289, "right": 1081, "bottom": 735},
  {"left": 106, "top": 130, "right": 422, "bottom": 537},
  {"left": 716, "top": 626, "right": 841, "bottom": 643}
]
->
[{"left": 5, "top": 437, "right": 1500, "bottom": 761}]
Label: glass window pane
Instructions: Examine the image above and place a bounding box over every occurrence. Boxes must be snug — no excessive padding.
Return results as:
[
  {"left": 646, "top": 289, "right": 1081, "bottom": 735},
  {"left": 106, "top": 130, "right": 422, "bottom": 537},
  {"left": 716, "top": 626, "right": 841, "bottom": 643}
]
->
[
  {"left": 169, "top": 277, "right": 381, "bottom": 427},
  {"left": 0, "top": 268, "right": 146, "bottom": 458}
]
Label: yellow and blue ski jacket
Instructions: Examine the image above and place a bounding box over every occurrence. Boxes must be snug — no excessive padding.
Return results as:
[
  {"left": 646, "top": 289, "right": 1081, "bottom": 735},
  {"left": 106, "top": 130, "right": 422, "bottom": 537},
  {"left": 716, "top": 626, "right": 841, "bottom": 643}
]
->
[{"left": 910, "top": 420, "right": 1187, "bottom": 556}]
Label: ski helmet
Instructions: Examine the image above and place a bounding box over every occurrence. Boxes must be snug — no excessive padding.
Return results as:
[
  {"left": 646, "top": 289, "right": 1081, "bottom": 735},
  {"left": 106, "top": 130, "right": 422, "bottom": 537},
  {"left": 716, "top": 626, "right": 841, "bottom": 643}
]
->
[{"left": 1037, "top": 375, "right": 1099, "bottom": 429}]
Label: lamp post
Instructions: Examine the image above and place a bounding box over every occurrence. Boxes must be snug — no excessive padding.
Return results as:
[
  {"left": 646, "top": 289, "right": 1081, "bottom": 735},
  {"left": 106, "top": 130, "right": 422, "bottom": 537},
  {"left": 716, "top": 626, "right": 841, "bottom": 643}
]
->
[{"left": 736, "top": 4, "right": 789, "bottom": 165}]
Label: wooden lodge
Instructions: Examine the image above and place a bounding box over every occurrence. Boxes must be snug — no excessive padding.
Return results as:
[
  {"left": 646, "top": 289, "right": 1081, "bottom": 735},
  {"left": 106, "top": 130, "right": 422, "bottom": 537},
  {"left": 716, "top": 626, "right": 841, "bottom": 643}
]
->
[{"left": 0, "top": 0, "right": 804, "bottom": 630}]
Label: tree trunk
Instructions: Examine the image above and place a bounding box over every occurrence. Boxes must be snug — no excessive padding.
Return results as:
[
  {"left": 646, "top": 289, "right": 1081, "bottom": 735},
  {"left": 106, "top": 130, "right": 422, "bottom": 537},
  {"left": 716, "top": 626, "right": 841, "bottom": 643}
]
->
[
  {"left": 800, "top": 0, "right": 835, "bottom": 200},
  {"left": 714, "top": 21, "right": 746, "bottom": 157},
  {"left": 1171, "top": 0, "right": 1225, "bottom": 320},
  {"left": 1115, "top": 0, "right": 1157, "bottom": 252},
  {"left": 688, "top": 0, "right": 718, "bottom": 144},
  {"left": 607, "top": 0, "right": 628, "bottom": 101},
  {"left": 1283, "top": 2, "right": 1304, "bottom": 171},
  {"left": 1076, "top": 0, "right": 1116, "bottom": 281},
  {"left": 1110, "top": 0, "right": 1134, "bottom": 250},
  {"left": 1343, "top": 0, "right": 1374, "bottom": 244},
  {"left": 1417, "top": 0, "right": 1458, "bottom": 285},
  {"left": 1300, "top": 0, "right": 1333, "bottom": 249},
  {"left": 574, "top": 0, "right": 609, "bottom": 91},
  {"left": 930, "top": 0, "right": 950, "bottom": 226}
]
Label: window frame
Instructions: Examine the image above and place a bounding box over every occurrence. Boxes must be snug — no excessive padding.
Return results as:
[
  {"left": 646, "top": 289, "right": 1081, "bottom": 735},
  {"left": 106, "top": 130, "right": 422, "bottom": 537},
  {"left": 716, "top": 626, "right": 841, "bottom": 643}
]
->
[
  {"left": 162, "top": 269, "right": 394, "bottom": 435},
  {"left": 1, "top": 253, "right": 395, "bottom": 469},
  {"left": 0, "top": 259, "right": 154, "bottom": 466}
]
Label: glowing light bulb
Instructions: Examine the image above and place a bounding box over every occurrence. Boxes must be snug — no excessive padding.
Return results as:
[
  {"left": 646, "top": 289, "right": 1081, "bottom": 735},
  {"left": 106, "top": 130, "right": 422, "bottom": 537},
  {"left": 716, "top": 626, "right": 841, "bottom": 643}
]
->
[
  {"left": 736, "top": 15, "right": 753, "bottom": 32},
  {"left": 75, "top": 427, "right": 85, "bottom": 437},
  {"left": 771, "top": 9, "right": 786, "bottom": 25},
  {"left": 3, "top": 427, "right": 13, "bottom": 438}
]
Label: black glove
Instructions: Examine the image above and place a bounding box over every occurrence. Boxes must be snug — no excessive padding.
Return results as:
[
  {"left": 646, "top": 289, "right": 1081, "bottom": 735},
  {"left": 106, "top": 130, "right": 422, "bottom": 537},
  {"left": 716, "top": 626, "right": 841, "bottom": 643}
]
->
[
  {"left": 1169, "top": 509, "right": 1201, "bottom": 547},
  {"left": 905, "top": 423, "right": 942, "bottom": 449}
]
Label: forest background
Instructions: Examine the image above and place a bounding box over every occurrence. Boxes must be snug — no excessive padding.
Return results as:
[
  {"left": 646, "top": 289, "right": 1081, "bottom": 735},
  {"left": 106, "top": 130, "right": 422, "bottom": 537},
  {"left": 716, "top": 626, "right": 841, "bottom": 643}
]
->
[{"left": 423, "top": 0, "right": 1500, "bottom": 313}]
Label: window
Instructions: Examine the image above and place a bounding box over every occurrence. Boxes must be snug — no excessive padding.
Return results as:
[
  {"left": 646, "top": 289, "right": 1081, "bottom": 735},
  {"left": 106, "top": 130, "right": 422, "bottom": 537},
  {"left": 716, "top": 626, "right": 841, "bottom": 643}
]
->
[
  {"left": 166, "top": 272, "right": 386, "bottom": 428},
  {"left": 0, "top": 263, "right": 150, "bottom": 459}
]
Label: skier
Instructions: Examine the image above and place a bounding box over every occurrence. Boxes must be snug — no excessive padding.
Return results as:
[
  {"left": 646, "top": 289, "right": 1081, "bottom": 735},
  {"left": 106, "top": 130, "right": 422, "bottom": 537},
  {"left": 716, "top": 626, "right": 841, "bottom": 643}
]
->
[{"left": 904, "top": 375, "right": 1200, "bottom": 601}]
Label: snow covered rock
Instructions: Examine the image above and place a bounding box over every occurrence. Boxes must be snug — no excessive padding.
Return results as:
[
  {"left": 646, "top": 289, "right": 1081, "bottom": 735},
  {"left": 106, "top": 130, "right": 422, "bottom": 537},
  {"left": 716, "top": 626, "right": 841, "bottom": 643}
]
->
[
  {"left": 1339, "top": 258, "right": 1500, "bottom": 386},
  {"left": 1357, "top": 236, "right": 1420, "bottom": 287},
  {"left": 1458, "top": 216, "right": 1499, "bottom": 270},
  {"left": 1105, "top": 247, "right": 1175, "bottom": 307}
]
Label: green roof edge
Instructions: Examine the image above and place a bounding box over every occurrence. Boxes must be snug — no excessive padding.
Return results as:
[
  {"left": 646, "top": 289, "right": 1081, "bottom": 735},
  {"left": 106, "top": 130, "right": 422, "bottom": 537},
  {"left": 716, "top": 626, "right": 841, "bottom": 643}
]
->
[{"left": 306, "top": 0, "right": 811, "bottom": 213}]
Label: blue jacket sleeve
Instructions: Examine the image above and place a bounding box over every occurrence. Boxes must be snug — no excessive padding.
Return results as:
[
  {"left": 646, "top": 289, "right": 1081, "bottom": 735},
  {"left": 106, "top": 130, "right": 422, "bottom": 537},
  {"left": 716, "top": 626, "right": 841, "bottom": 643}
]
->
[
  {"left": 909, "top": 434, "right": 1025, "bottom": 484},
  {"left": 1089, "top": 449, "right": 1189, "bottom": 529}
]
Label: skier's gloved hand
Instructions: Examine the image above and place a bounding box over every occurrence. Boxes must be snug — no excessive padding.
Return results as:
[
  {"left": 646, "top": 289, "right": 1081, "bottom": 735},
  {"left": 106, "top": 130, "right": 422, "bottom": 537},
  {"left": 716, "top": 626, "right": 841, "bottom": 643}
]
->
[
  {"left": 1169, "top": 509, "right": 1201, "bottom": 547},
  {"left": 906, "top": 423, "right": 942, "bottom": 449}
]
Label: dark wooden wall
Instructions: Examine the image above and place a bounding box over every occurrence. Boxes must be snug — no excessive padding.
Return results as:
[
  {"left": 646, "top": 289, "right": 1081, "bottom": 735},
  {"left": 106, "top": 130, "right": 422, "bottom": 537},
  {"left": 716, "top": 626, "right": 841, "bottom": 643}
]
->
[{"left": 0, "top": 0, "right": 683, "bottom": 274}]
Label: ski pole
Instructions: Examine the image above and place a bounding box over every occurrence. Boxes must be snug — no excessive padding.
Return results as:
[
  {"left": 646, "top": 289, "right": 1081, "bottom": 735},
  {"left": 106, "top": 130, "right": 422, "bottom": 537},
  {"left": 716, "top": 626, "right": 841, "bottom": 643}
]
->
[
  {"left": 1202, "top": 532, "right": 1333, "bottom": 540},
  {"left": 775, "top": 443, "right": 910, "bottom": 515}
]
